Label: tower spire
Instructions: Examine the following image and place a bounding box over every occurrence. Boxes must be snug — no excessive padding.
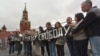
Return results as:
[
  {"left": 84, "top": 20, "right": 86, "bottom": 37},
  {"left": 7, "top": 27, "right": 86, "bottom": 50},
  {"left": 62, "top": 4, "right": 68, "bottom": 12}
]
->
[
  {"left": 22, "top": 3, "right": 28, "bottom": 21},
  {"left": 24, "top": 3, "right": 27, "bottom": 12},
  {"left": 2, "top": 25, "right": 6, "bottom": 30}
]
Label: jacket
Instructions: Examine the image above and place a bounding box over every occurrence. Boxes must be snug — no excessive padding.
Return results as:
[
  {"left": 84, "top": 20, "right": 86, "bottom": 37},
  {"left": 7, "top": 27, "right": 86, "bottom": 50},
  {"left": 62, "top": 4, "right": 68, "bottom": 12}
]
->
[{"left": 73, "top": 7, "right": 100, "bottom": 37}]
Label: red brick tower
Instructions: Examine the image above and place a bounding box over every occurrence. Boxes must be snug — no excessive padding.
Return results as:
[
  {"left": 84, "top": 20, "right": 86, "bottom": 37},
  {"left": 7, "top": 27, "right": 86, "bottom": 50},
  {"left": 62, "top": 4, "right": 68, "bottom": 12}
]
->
[{"left": 20, "top": 3, "right": 31, "bottom": 32}]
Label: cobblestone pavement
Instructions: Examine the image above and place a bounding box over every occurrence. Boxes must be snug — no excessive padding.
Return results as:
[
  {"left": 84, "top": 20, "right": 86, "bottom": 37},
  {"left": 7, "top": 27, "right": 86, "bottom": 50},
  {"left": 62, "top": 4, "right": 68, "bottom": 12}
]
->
[{"left": 0, "top": 43, "right": 92, "bottom": 56}]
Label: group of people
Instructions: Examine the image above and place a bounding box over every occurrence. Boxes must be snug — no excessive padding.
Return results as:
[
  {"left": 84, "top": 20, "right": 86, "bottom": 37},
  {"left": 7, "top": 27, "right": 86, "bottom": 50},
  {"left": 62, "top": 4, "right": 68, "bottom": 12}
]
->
[
  {"left": 7, "top": 31, "right": 22, "bottom": 56},
  {"left": 7, "top": 0, "right": 100, "bottom": 56}
]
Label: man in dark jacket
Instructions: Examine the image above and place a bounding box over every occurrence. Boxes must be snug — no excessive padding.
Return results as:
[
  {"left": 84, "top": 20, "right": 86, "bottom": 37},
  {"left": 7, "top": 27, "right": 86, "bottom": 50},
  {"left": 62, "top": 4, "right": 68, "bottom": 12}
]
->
[
  {"left": 73, "top": 0, "right": 100, "bottom": 56},
  {"left": 14, "top": 32, "right": 22, "bottom": 55},
  {"left": 64, "top": 17, "right": 76, "bottom": 56},
  {"left": 8, "top": 32, "right": 15, "bottom": 55}
]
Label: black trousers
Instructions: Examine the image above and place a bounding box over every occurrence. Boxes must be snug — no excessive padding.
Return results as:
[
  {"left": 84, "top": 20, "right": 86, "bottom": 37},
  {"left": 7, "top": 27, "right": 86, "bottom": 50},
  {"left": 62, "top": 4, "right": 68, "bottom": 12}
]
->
[
  {"left": 45, "top": 41, "right": 50, "bottom": 56},
  {"left": 74, "top": 39, "right": 88, "bottom": 56},
  {"left": 15, "top": 41, "right": 22, "bottom": 55},
  {"left": 56, "top": 45, "right": 64, "bottom": 56},
  {"left": 41, "top": 46, "right": 45, "bottom": 56}
]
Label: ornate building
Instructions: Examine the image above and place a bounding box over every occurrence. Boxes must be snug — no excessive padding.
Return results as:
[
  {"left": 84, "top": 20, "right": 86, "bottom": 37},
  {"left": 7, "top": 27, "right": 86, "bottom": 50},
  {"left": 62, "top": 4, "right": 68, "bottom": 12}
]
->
[
  {"left": 0, "top": 3, "right": 31, "bottom": 39},
  {"left": 2, "top": 25, "right": 7, "bottom": 32},
  {"left": 0, "top": 25, "right": 9, "bottom": 39},
  {"left": 20, "top": 3, "right": 31, "bottom": 32}
]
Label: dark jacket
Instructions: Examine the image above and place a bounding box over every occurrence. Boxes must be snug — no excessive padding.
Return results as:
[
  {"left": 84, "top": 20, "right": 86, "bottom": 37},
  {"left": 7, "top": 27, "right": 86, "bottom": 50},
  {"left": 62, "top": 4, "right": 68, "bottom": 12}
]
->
[
  {"left": 73, "top": 8, "right": 100, "bottom": 37},
  {"left": 8, "top": 35, "right": 15, "bottom": 45},
  {"left": 45, "top": 27, "right": 56, "bottom": 42},
  {"left": 39, "top": 30, "right": 46, "bottom": 46},
  {"left": 64, "top": 25, "right": 73, "bottom": 39}
]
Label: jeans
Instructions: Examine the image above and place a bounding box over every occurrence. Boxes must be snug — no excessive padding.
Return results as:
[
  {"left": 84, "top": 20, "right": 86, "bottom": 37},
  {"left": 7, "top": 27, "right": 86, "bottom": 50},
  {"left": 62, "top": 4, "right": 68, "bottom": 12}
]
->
[
  {"left": 49, "top": 41, "right": 56, "bottom": 56},
  {"left": 90, "top": 36, "right": 100, "bottom": 56},
  {"left": 9, "top": 44, "right": 15, "bottom": 55},
  {"left": 73, "top": 39, "right": 88, "bottom": 56},
  {"left": 67, "top": 37, "right": 76, "bottom": 56},
  {"left": 56, "top": 45, "right": 64, "bottom": 56},
  {"left": 24, "top": 42, "right": 32, "bottom": 56},
  {"left": 9, "top": 42, "right": 15, "bottom": 55},
  {"left": 45, "top": 41, "right": 50, "bottom": 56}
]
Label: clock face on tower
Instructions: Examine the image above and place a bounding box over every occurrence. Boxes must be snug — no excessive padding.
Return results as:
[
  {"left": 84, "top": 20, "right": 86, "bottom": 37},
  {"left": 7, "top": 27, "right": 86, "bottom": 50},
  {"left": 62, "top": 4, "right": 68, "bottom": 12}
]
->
[{"left": 20, "top": 22, "right": 30, "bottom": 32}]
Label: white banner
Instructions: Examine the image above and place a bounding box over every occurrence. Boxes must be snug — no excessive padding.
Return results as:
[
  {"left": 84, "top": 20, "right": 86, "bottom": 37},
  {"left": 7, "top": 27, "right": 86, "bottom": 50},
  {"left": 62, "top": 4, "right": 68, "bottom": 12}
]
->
[{"left": 12, "top": 26, "right": 70, "bottom": 41}]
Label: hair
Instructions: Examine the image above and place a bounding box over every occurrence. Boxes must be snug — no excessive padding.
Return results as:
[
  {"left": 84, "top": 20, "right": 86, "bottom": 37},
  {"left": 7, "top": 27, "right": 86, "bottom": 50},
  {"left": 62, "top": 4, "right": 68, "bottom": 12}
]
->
[
  {"left": 15, "top": 31, "right": 19, "bottom": 35},
  {"left": 46, "top": 22, "right": 51, "bottom": 27},
  {"left": 75, "top": 13, "right": 84, "bottom": 22},
  {"left": 45, "top": 22, "right": 52, "bottom": 30},
  {"left": 66, "top": 17, "right": 72, "bottom": 24},
  {"left": 83, "top": 0, "right": 92, "bottom": 6},
  {"left": 55, "top": 22, "right": 62, "bottom": 29},
  {"left": 39, "top": 26, "right": 44, "bottom": 32},
  {"left": 67, "top": 17, "right": 72, "bottom": 20},
  {"left": 32, "top": 29, "right": 36, "bottom": 31}
]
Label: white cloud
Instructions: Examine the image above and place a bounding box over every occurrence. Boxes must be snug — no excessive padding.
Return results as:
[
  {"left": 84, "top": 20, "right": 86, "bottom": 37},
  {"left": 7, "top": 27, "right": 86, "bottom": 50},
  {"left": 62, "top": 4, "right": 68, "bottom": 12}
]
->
[{"left": 0, "top": 0, "right": 100, "bottom": 30}]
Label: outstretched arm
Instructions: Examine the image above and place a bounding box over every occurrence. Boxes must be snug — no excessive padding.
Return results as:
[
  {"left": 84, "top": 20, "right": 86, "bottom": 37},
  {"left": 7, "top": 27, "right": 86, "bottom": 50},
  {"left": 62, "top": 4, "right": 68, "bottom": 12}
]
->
[{"left": 73, "top": 12, "right": 97, "bottom": 34}]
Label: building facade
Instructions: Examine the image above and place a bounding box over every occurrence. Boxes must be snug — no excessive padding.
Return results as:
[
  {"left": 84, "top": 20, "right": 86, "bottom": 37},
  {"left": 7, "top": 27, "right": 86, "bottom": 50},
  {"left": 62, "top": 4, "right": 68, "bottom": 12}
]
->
[{"left": 0, "top": 3, "right": 31, "bottom": 39}]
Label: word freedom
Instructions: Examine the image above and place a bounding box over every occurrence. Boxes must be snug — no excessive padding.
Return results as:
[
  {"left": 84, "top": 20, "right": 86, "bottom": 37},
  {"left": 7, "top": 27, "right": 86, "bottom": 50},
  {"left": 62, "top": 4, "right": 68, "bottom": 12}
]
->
[{"left": 13, "top": 27, "right": 70, "bottom": 41}]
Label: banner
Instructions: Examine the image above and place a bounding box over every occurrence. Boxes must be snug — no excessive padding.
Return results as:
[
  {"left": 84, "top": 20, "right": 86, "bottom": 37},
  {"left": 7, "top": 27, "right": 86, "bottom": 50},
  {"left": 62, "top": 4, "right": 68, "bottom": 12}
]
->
[
  {"left": 22, "top": 27, "right": 70, "bottom": 41},
  {"left": 10, "top": 26, "right": 70, "bottom": 41}
]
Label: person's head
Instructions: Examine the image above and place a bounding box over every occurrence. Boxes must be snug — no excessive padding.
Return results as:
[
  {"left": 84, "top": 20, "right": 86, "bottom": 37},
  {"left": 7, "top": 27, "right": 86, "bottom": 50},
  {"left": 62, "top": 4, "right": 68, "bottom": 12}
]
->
[
  {"left": 15, "top": 31, "right": 19, "bottom": 35},
  {"left": 81, "top": 0, "right": 92, "bottom": 12},
  {"left": 46, "top": 22, "right": 52, "bottom": 29},
  {"left": 10, "top": 31, "right": 14, "bottom": 35},
  {"left": 55, "top": 22, "right": 62, "bottom": 29},
  {"left": 39, "top": 26, "right": 44, "bottom": 32},
  {"left": 31, "top": 29, "right": 37, "bottom": 35},
  {"left": 75, "top": 13, "right": 84, "bottom": 23},
  {"left": 66, "top": 17, "right": 72, "bottom": 24}
]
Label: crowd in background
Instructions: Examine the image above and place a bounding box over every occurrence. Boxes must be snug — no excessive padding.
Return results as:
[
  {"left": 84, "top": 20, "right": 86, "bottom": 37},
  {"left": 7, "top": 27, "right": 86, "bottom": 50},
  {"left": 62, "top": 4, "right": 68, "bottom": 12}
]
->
[{"left": 7, "top": 0, "right": 100, "bottom": 56}]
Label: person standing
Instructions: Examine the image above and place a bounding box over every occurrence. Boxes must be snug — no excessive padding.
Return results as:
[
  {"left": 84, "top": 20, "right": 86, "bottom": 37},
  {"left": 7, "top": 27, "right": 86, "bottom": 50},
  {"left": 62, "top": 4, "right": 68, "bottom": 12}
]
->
[
  {"left": 23, "top": 30, "right": 32, "bottom": 56},
  {"left": 39, "top": 26, "right": 45, "bottom": 56},
  {"left": 33, "top": 29, "right": 42, "bottom": 56},
  {"left": 73, "top": 13, "right": 88, "bottom": 56},
  {"left": 64, "top": 17, "right": 76, "bottom": 56},
  {"left": 8, "top": 32, "right": 15, "bottom": 55},
  {"left": 55, "top": 22, "right": 65, "bottom": 56},
  {"left": 14, "top": 31, "right": 22, "bottom": 55},
  {"left": 73, "top": 0, "right": 100, "bottom": 56},
  {"left": 45, "top": 22, "right": 56, "bottom": 56}
]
